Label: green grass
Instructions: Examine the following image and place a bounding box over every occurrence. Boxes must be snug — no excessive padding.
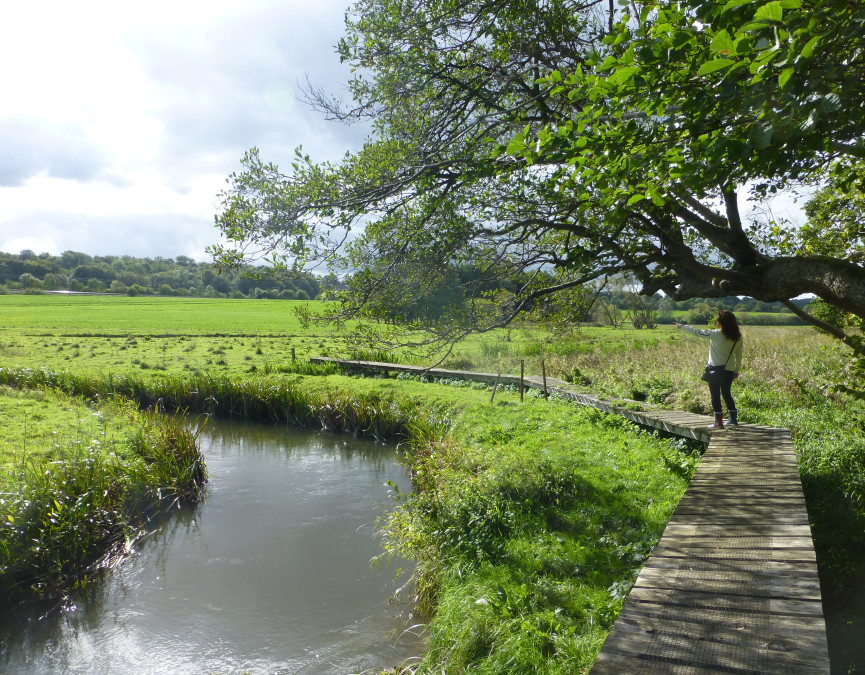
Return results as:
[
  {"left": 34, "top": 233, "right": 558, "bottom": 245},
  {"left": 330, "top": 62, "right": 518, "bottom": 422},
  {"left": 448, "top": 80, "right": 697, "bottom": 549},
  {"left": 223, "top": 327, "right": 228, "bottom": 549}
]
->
[
  {"left": 0, "top": 387, "right": 206, "bottom": 607},
  {"left": 0, "top": 296, "right": 370, "bottom": 379},
  {"left": 0, "top": 294, "right": 338, "bottom": 335},
  {"left": 380, "top": 397, "right": 697, "bottom": 673},
  {"left": 2, "top": 296, "right": 863, "bottom": 671}
]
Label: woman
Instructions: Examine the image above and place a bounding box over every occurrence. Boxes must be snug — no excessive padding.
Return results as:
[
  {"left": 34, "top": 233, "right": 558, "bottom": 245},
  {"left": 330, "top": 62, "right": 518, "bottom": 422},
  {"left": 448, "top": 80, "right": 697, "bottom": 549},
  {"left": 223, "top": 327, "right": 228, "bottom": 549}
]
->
[{"left": 676, "top": 310, "right": 743, "bottom": 429}]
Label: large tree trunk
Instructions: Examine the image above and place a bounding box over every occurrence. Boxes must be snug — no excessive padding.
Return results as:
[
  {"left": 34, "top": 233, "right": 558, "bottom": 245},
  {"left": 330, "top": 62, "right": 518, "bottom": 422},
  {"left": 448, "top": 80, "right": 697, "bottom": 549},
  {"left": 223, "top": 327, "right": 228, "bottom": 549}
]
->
[{"left": 667, "top": 256, "right": 865, "bottom": 321}]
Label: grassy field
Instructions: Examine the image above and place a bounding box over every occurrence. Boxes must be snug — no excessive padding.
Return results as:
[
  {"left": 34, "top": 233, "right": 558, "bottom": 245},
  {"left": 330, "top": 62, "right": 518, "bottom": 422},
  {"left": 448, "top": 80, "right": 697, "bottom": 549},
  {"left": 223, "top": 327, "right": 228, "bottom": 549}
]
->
[
  {"left": 0, "top": 294, "right": 327, "bottom": 335},
  {"left": 1, "top": 294, "right": 864, "bottom": 672},
  {"left": 0, "top": 295, "right": 348, "bottom": 378}
]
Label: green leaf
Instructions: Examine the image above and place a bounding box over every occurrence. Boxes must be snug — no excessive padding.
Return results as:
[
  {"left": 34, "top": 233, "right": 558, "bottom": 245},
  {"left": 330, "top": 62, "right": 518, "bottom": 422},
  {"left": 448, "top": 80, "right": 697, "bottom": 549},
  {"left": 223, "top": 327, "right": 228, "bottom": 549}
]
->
[
  {"left": 598, "top": 55, "right": 618, "bottom": 73},
  {"left": 721, "top": 0, "right": 754, "bottom": 11},
  {"left": 819, "top": 93, "right": 842, "bottom": 113},
  {"left": 754, "top": 1, "right": 783, "bottom": 22},
  {"left": 748, "top": 122, "right": 774, "bottom": 150},
  {"left": 733, "top": 36, "right": 755, "bottom": 55},
  {"left": 799, "top": 35, "right": 820, "bottom": 60},
  {"left": 710, "top": 30, "right": 735, "bottom": 55},
  {"left": 506, "top": 133, "right": 526, "bottom": 156},
  {"left": 607, "top": 65, "right": 638, "bottom": 85},
  {"left": 627, "top": 194, "right": 645, "bottom": 206},
  {"left": 696, "top": 58, "right": 736, "bottom": 76},
  {"left": 778, "top": 67, "right": 794, "bottom": 90}
]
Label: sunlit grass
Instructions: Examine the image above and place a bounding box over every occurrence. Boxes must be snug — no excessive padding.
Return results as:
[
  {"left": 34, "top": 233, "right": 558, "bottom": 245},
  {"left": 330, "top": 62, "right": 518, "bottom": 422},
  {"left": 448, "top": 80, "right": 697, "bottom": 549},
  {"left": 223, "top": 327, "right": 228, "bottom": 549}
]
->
[{"left": 379, "top": 398, "right": 698, "bottom": 673}]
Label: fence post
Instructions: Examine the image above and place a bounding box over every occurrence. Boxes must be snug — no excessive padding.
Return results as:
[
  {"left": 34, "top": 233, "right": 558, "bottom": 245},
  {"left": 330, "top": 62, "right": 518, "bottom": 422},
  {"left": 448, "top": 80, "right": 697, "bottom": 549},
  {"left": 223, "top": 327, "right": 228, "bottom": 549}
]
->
[
  {"left": 520, "top": 360, "right": 524, "bottom": 402},
  {"left": 490, "top": 373, "right": 500, "bottom": 404},
  {"left": 542, "top": 360, "right": 548, "bottom": 399}
]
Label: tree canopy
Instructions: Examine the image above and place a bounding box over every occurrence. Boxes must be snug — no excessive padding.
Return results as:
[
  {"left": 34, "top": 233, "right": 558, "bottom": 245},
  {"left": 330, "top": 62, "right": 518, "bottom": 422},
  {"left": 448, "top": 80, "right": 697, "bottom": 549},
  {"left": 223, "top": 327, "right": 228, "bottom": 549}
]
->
[{"left": 211, "top": 0, "right": 865, "bottom": 357}]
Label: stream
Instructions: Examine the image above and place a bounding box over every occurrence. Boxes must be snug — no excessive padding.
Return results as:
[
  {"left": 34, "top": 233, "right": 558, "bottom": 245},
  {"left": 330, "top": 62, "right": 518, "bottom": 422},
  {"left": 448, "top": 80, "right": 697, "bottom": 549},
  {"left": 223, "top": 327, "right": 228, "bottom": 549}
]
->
[{"left": 0, "top": 419, "right": 423, "bottom": 674}]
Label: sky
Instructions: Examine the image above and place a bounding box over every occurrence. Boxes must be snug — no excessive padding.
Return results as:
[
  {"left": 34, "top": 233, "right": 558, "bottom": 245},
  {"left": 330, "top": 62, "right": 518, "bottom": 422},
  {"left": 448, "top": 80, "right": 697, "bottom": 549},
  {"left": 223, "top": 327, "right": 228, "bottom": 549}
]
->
[
  {"left": 0, "top": 1, "right": 808, "bottom": 264},
  {"left": 0, "top": 0, "right": 368, "bottom": 261}
]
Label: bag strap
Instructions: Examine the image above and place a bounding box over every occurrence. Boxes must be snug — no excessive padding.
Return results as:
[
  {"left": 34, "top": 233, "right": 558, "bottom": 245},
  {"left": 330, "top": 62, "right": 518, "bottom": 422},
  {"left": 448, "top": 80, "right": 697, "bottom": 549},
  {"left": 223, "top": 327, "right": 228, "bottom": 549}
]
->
[{"left": 722, "top": 339, "right": 738, "bottom": 368}]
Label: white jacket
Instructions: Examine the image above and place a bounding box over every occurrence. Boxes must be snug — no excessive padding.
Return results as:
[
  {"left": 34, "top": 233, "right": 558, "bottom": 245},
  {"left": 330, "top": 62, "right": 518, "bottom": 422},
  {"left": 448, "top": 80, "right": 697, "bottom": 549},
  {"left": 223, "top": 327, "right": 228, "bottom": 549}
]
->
[{"left": 682, "top": 325, "right": 743, "bottom": 371}]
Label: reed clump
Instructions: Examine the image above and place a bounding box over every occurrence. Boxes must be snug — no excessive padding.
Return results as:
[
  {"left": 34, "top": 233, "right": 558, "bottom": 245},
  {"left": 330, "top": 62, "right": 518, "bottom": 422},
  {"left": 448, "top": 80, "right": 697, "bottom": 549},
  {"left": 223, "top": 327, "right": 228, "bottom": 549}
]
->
[
  {"left": 0, "top": 366, "right": 449, "bottom": 447},
  {"left": 0, "top": 394, "right": 207, "bottom": 608}
]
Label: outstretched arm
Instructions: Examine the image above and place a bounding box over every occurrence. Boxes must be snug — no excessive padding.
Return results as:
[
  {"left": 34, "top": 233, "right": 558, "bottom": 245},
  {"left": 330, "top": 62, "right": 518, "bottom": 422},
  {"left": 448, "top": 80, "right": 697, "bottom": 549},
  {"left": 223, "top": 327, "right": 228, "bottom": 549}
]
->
[{"left": 676, "top": 323, "right": 713, "bottom": 337}]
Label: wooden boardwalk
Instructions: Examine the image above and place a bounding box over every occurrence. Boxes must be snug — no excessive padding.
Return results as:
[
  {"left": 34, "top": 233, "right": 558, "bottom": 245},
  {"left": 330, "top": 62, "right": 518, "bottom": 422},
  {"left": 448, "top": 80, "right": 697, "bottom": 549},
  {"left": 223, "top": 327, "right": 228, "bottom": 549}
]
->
[
  {"left": 591, "top": 426, "right": 829, "bottom": 674},
  {"left": 310, "top": 358, "right": 831, "bottom": 673}
]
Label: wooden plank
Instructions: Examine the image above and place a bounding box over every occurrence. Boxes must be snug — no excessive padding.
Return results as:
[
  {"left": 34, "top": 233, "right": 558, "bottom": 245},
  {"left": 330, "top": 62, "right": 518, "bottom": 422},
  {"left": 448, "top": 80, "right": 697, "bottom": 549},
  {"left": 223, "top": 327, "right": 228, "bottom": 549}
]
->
[{"left": 595, "top": 625, "right": 829, "bottom": 674}]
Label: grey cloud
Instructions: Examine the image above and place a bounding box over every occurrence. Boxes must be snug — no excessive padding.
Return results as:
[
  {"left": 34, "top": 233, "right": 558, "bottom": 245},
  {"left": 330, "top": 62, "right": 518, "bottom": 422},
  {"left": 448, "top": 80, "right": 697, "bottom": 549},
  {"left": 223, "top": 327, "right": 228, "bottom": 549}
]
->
[
  {"left": 128, "top": 1, "right": 371, "bottom": 187},
  {"left": 0, "top": 211, "right": 220, "bottom": 261},
  {"left": 0, "top": 118, "right": 110, "bottom": 186}
]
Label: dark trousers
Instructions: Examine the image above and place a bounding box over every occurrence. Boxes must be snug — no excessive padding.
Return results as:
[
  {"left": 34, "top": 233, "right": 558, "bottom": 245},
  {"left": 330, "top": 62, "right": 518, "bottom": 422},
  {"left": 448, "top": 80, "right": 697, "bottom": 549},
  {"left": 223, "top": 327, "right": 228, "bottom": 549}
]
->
[{"left": 708, "top": 370, "right": 736, "bottom": 414}]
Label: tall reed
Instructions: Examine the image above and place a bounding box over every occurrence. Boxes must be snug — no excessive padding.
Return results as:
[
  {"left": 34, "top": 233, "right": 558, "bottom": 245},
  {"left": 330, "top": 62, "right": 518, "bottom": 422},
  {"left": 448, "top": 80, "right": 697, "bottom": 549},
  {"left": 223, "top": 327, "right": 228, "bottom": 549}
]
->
[
  {"left": 0, "top": 366, "right": 450, "bottom": 448},
  {"left": 0, "top": 398, "right": 207, "bottom": 608}
]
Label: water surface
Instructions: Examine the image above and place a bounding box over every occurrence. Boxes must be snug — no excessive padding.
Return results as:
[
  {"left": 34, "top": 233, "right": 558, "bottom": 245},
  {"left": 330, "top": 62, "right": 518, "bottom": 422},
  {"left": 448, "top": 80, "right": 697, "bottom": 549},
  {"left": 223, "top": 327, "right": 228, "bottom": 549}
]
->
[{"left": 0, "top": 420, "right": 422, "bottom": 674}]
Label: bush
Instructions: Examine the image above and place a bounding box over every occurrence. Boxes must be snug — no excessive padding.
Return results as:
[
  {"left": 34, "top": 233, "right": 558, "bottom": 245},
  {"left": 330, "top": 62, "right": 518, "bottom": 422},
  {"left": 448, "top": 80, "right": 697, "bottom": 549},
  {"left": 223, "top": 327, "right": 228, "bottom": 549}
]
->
[
  {"left": 807, "top": 299, "right": 847, "bottom": 333},
  {"left": 683, "top": 302, "right": 716, "bottom": 325}
]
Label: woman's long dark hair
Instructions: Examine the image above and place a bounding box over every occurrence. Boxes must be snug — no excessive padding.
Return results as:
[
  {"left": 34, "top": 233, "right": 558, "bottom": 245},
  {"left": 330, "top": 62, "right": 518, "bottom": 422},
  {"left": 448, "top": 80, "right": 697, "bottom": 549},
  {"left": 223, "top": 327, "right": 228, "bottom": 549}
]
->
[{"left": 717, "top": 310, "right": 742, "bottom": 341}]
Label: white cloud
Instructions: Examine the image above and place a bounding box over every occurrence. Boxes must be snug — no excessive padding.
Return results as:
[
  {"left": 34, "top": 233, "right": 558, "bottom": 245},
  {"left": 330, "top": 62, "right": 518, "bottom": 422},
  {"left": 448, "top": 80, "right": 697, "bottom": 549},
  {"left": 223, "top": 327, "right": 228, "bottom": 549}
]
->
[{"left": 0, "top": 0, "right": 366, "bottom": 259}]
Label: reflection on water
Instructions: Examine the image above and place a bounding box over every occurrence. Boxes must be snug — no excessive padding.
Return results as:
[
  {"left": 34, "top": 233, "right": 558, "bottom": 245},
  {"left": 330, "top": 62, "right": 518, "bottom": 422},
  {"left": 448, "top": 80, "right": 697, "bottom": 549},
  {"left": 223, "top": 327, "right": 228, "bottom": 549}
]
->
[{"left": 0, "top": 420, "right": 423, "bottom": 674}]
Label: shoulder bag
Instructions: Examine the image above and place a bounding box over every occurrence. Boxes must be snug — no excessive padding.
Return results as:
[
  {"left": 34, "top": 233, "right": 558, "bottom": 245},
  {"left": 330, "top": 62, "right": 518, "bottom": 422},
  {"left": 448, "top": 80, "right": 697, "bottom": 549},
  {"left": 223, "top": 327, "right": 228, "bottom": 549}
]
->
[{"left": 701, "top": 339, "right": 738, "bottom": 385}]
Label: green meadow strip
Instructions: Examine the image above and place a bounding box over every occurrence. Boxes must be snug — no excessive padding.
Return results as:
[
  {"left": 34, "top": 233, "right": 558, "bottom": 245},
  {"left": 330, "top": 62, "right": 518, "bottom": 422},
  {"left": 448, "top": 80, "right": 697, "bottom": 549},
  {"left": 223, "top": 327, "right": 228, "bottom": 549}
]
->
[
  {"left": 0, "top": 365, "right": 449, "bottom": 447},
  {"left": 377, "top": 399, "right": 699, "bottom": 673}
]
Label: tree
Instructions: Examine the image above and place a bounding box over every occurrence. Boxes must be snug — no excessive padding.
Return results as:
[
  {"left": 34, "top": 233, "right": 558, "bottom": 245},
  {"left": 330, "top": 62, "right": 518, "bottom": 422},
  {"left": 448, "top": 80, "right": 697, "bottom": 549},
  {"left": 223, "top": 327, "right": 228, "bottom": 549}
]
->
[
  {"left": 85, "top": 278, "right": 107, "bottom": 293},
  {"left": 518, "top": 0, "right": 865, "bottom": 357},
  {"left": 42, "top": 273, "right": 64, "bottom": 290},
  {"left": 211, "top": 0, "right": 865, "bottom": 361},
  {"left": 807, "top": 299, "right": 846, "bottom": 334},
  {"left": 684, "top": 302, "right": 718, "bottom": 326},
  {"left": 626, "top": 291, "right": 658, "bottom": 329},
  {"left": 18, "top": 273, "right": 43, "bottom": 289}
]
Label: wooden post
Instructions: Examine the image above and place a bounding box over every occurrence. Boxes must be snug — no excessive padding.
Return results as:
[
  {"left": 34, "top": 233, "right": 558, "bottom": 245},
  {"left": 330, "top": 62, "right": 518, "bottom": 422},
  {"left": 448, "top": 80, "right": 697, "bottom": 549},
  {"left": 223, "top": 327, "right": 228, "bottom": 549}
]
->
[
  {"left": 520, "top": 360, "right": 524, "bottom": 402},
  {"left": 291, "top": 346, "right": 296, "bottom": 361},
  {"left": 542, "top": 360, "right": 548, "bottom": 399},
  {"left": 490, "top": 373, "right": 500, "bottom": 404}
]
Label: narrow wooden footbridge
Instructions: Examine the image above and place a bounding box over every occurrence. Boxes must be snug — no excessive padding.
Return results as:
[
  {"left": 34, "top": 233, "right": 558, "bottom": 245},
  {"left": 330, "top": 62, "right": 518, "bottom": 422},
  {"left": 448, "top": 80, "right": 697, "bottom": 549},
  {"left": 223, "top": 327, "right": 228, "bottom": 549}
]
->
[{"left": 311, "top": 358, "right": 831, "bottom": 673}]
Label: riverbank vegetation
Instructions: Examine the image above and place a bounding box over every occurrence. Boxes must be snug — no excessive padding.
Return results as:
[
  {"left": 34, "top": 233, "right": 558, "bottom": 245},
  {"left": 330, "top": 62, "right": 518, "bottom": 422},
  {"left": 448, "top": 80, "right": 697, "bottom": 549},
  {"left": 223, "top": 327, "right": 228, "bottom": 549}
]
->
[
  {"left": 0, "top": 364, "right": 696, "bottom": 673},
  {"left": 380, "top": 395, "right": 698, "bottom": 672},
  {"left": 0, "top": 387, "right": 206, "bottom": 609}
]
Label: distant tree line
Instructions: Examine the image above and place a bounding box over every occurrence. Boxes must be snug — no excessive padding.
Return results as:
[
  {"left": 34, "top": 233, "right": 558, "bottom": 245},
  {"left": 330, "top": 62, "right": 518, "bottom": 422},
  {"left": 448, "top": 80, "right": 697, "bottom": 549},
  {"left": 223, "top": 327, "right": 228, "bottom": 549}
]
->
[
  {"left": 0, "top": 250, "right": 332, "bottom": 300},
  {"left": 344, "top": 261, "right": 808, "bottom": 329},
  {"left": 1, "top": 249, "right": 811, "bottom": 327}
]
